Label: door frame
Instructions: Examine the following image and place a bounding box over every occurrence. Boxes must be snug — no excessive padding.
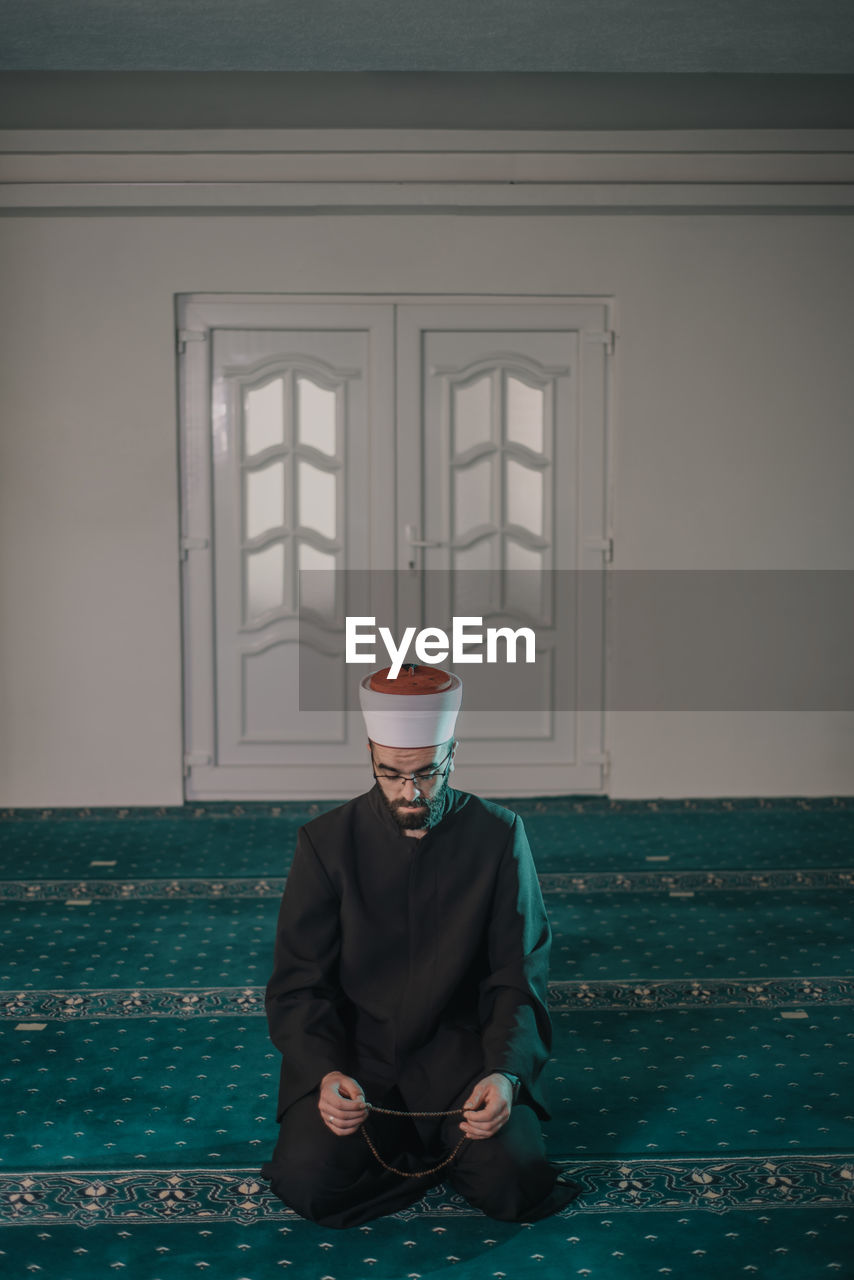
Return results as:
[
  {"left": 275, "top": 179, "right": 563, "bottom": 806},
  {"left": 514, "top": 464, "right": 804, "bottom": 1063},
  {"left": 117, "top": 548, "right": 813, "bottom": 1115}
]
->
[{"left": 177, "top": 292, "right": 616, "bottom": 798}]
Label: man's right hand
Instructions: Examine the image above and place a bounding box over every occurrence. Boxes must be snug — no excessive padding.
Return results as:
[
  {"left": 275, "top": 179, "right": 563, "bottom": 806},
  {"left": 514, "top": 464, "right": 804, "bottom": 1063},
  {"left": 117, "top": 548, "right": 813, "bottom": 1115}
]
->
[{"left": 318, "top": 1071, "right": 367, "bottom": 1136}]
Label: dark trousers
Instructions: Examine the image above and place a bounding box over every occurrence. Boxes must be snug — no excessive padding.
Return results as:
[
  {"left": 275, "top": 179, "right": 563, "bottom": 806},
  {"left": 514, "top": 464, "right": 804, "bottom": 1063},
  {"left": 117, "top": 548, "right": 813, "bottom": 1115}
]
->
[{"left": 260, "top": 1076, "right": 581, "bottom": 1229}]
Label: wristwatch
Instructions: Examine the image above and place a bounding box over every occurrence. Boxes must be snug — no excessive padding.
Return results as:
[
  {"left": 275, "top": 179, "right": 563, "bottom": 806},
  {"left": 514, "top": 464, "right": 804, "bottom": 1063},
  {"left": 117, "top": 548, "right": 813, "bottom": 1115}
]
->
[{"left": 500, "top": 1072, "right": 522, "bottom": 1102}]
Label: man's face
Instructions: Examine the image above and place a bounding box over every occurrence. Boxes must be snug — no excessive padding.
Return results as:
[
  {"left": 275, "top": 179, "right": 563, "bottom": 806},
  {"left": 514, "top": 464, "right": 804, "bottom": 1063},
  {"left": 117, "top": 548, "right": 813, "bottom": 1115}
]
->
[{"left": 370, "top": 739, "right": 455, "bottom": 831}]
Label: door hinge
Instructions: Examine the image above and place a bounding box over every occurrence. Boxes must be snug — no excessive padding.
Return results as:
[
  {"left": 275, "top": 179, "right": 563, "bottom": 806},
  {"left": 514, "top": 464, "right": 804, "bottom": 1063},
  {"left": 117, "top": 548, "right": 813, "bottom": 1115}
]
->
[
  {"left": 583, "top": 750, "right": 611, "bottom": 774},
  {"left": 583, "top": 535, "right": 614, "bottom": 563},
  {"left": 177, "top": 329, "right": 208, "bottom": 356},
  {"left": 183, "top": 752, "right": 212, "bottom": 777},
  {"left": 585, "top": 330, "right": 615, "bottom": 356},
  {"left": 180, "top": 536, "right": 210, "bottom": 560}
]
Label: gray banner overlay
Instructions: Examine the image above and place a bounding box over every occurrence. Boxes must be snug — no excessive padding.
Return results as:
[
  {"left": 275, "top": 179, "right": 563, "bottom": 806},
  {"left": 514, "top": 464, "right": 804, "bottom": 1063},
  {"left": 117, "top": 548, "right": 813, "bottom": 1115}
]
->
[{"left": 298, "top": 570, "right": 854, "bottom": 711}]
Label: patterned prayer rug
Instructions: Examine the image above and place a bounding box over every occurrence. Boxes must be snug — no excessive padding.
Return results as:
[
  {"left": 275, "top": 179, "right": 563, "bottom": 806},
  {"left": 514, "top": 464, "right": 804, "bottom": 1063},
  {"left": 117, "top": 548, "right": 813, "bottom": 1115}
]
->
[{"left": 1, "top": 798, "right": 852, "bottom": 1278}]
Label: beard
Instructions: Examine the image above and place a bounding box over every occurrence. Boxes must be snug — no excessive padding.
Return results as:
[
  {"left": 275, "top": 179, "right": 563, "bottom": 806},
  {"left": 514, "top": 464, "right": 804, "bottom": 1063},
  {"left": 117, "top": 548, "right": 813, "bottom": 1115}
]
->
[{"left": 379, "top": 775, "right": 450, "bottom": 831}]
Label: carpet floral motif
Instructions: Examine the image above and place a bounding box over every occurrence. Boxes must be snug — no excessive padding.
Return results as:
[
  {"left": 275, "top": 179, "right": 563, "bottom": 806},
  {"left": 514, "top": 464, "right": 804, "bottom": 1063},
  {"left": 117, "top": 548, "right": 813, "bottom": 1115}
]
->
[{"left": 3, "top": 1157, "right": 852, "bottom": 1228}]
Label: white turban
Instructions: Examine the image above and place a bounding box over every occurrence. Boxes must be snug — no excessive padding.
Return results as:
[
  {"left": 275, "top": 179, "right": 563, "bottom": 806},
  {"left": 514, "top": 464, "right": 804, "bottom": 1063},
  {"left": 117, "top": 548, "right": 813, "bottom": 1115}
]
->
[{"left": 359, "top": 665, "right": 463, "bottom": 747}]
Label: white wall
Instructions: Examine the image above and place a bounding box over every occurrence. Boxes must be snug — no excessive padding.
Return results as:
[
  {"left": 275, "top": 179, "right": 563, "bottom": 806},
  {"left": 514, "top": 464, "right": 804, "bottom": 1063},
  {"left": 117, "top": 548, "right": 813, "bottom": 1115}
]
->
[{"left": 1, "top": 210, "right": 852, "bottom": 804}]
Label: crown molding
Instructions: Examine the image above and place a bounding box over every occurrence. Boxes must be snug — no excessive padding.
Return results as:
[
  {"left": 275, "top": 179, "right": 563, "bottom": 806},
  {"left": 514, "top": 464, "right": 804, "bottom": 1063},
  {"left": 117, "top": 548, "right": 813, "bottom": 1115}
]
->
[{"left": 2, "top": 127, "right": 853, "bottom": 212}]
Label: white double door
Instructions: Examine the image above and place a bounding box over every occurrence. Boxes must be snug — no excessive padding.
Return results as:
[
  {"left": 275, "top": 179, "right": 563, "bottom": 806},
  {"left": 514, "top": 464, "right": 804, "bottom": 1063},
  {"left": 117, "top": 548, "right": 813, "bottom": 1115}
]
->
[{"left": 178, "top": 295, "right": 610, "bottom": 799}]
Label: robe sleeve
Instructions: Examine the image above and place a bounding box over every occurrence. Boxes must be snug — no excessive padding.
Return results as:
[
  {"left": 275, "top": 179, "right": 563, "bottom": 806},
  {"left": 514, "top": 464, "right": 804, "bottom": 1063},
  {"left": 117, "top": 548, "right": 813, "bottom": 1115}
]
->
[
  {"left": 264, "top": 825, "right": 348, "bottom": 1113},
  {"left": 478, "top": 813, "right": 553, "bottom": 1106}
]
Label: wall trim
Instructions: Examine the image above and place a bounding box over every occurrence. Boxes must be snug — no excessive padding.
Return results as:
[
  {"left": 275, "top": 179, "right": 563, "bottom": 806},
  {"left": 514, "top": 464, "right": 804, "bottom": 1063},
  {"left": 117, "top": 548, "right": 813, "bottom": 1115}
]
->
[{"left": 2, "top": 128, "right": 854, "bottom": 212}]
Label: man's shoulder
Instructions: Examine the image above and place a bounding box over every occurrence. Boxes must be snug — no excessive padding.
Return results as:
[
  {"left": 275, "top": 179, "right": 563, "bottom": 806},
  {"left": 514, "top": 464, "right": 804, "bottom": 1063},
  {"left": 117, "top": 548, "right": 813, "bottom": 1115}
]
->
[
  {"left": 298, "top": 791, "right": 370, "bottom": 845},
  {"left": 449, "top": 790, "right": 522, "bottom": 835}
]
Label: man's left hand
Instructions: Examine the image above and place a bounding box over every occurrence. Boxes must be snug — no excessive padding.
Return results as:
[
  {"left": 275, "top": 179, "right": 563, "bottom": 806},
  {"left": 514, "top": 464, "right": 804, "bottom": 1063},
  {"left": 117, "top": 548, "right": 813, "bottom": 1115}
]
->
[{"left": 460, "top": 1073, "right": 514, "bottom": 1140}]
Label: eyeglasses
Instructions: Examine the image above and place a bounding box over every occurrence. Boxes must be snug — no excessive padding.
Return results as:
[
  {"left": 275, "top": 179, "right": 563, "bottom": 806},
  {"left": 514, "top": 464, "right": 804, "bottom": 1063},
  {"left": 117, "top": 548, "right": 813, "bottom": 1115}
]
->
[{"left": 371, "top": 744, "right": 454, "bottom": 787}]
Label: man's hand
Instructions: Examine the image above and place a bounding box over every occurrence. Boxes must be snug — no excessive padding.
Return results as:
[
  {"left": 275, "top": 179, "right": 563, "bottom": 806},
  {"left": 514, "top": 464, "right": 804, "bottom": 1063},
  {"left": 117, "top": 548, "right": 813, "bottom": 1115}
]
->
[
  {"left": 318, "top": 1070, "right": 367, "bottom": 1137},
  {"left": 459, "top": 1072, "right": 514, "bottom": 1140}
]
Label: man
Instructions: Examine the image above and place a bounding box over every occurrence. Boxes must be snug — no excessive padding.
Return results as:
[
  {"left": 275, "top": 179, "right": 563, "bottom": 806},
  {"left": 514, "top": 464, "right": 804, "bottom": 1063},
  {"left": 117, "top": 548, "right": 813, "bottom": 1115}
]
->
[{"left": 260, "top": 664, "right": 580, "bottom": 1228}]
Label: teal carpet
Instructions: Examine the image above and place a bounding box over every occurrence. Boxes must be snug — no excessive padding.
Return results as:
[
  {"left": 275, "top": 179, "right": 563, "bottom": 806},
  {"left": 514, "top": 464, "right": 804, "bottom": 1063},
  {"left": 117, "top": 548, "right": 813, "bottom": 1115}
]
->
[{"left": 1, "top": 798, "right": 853, "bottom": 1279}]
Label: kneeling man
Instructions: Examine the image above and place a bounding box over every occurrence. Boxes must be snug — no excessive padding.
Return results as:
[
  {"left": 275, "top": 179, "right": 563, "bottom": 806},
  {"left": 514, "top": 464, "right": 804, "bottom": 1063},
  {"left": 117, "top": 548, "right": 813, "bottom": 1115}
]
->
[{"left": 261, "top": 665, "right": 580, "bottom": 1227}]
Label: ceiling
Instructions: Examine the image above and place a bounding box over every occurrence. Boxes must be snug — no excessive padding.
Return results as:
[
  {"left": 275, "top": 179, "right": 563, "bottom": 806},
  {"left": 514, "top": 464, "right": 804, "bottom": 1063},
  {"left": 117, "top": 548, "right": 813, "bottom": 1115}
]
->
[
  {"left": 2, "top": 0, "right": 854, "bottom": 73},
  {"left": 2, "top": 1, "right": 853, "bottom": 131}
]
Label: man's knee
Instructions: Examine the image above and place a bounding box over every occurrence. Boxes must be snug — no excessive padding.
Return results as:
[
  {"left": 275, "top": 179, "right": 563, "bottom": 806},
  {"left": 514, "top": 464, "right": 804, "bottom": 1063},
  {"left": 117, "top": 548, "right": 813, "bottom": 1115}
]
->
[
  {"left": 448, "top": 1107, "right": 555, "bottom": 1222},
  {"left": 453, "top": 1154, "right": 555, "bottom": 1221},
  {"left": 265, "top": 1165, "right": 345, "bottom": 1224},
  {"left": 262, "top": 1100, "right": 372, "bottom": 1223},
  {"left": 264, "top": 1141, "right": 370, "bottom": 1223}
]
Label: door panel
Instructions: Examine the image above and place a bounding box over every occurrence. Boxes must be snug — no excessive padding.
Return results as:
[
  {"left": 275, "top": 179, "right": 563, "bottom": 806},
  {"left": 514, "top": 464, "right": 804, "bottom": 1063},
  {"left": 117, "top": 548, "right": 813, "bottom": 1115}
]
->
[
  {"left": 179, "top": 301, "right": 395, "bottom": 797},
  {"left": 396, "top": 304, "right": 608, "bottom": 793},
  {"left": 212, "top": 327, "right": 367, "bottom": 763}
]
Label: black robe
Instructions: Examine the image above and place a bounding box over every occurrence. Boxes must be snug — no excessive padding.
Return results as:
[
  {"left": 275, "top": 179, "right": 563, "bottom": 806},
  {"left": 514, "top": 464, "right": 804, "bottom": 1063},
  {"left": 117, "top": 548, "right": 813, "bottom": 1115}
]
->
[{"left": 264, "top": 784, "right": 554, "bottom": 1125}]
